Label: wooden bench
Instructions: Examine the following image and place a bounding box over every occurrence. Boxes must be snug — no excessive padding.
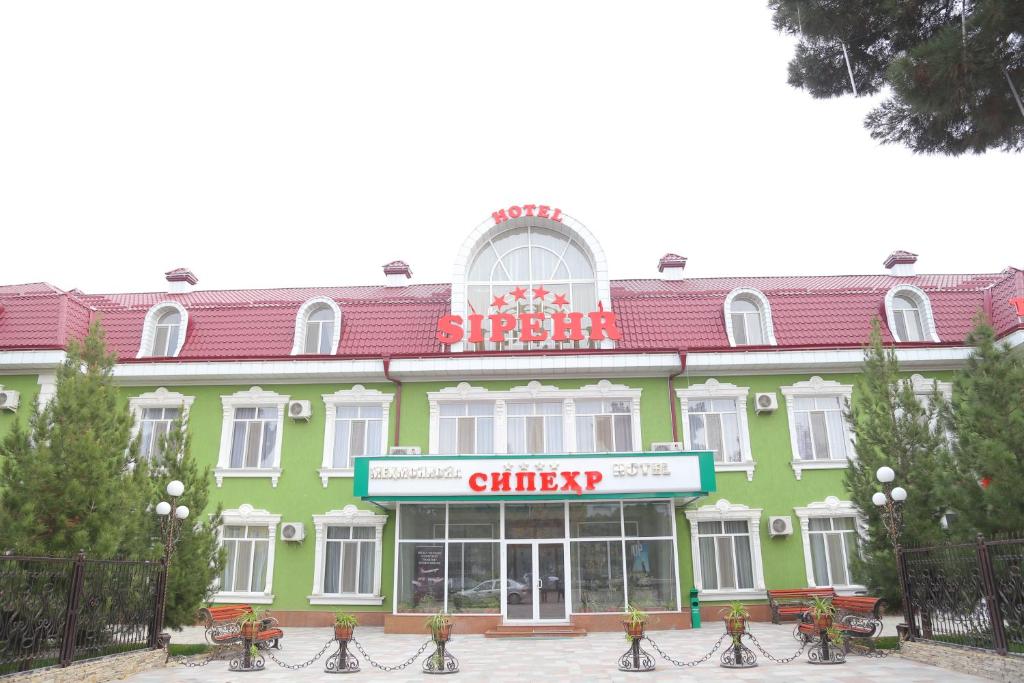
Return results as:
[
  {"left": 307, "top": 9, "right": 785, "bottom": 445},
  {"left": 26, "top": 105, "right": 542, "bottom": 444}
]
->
[
  {"left": 767, "top": 588, "right": 836, "bottom": 624},
  {"left": 198, "top": 605, "right": 284, "bottom": 650},
  {"left": 832, "top": 596, "right": 885, "bottom": 638}
]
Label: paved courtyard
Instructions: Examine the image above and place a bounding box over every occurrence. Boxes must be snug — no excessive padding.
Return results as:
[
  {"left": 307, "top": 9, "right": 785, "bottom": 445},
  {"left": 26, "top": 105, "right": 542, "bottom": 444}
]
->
[{"left": 127, "top": 622, "right": 986, "bottom": 682}]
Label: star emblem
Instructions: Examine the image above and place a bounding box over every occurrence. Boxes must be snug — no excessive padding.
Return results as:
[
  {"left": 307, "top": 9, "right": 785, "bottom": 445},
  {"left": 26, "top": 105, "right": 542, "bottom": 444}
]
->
[
  {"left": 533, "top": 285, "right": 550, "bottom": 300},
  {"left": 491, "top": 294, "right": 507, "bottom": 309},
  {"left": 510, "top": 286, "right": 528, "bottom": 301},
  {"left": 551, "top": 293, "right": 569, "bottom": 307}
]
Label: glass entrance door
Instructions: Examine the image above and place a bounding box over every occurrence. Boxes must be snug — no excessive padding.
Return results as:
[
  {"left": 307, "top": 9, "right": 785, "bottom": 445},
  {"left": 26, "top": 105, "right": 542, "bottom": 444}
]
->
[{"left": 505, "top": 542, "right": 566, "bottom": 622}]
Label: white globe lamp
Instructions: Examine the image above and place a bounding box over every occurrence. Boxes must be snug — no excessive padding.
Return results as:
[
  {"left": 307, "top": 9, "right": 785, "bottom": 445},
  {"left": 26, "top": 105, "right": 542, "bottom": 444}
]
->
[
  {"left": 871, "top": 492, "right": 887, "bottom": 507},
  {"left": 891, "top": 486, "right": 908, "bottom": 502},
  {"left": 166, "top": 480, "right": 185, "bottom": 497},
  {"left": 876, "top": 466, "right": 895, "bottom": 484},
  {"left": 174, "top": 505, "right": 190, "bottom": 520},
  {"left": 155, "top": 501, "right": 172, "bottom": 516}
]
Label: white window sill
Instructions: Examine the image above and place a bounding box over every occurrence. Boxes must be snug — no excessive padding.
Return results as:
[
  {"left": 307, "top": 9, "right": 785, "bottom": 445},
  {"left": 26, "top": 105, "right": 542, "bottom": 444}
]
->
[
  {"left": 833, "top": 585, "right": 868, "bottom": 596},
  {"left": 697, "top": 589, "right": 767, "bottom": 602},
  {"left": 213, "top": 591, "right": 275, "bottom": 605},
  {"left": 317, "top": 467, "right": 354, "bottom": 487},
  {"left": 214, "top": 467, "right": 282, "bottom": 487},
  {"left": 791, "top": 459, "right": 849, "bottom": 480},
  {"left": 308, "top": 594, "right": 385, "bottom": 606},
  {"left": 714, "top": 461, "right": 756, "bottom": 482}
]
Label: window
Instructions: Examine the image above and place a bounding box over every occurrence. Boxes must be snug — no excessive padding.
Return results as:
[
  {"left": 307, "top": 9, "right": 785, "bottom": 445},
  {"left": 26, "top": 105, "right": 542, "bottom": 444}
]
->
[
  {"left": 507, "top": 401, "right": 563, "bottom": 453},
  {"left": 685, "top": 500, "right": 765, "bottom": 599},
  {"left": 575, "top": 399, "right": 633, "bottom": 453},
  {"left": 724, "top": 288, "right": 776, "bottom": 347},
  {"left": 137, "top": 302, "right": 189, "bottom": 358},
  {"left": 892, "top": 295, "right": 924, "bottom": 342},
  {"left": 439, "top": 402, "right": 494, "bottom": 455},
  {"left": 291, "top": 297, "right": 342, "bottom": 356},
  {"left": 138, "top": 407, "right": 179, "bottom": 460},
  {"left": 310, "top": 506, "right": 387, "bottom": 605},
  {"left": 678, "top": 380, "right": 754, "bottom": 480},
  {"left": 780, "top": 377, "right": 854, "bottom": 479},
  {"left": 153, "top": 310, "right": 181, "bottom": 357},
  {"left": 215, "top": 504, "right": 280, "bottom": 603},
  {"left": 215, "top": 387, "right": 288, "bottom": 487},
  {"left": 320, "top": 386, "right": 393, "bottom": 485},
  {"left": 884, "top": 285, "right": 940, "bottom": 344},
  {"left": 795, "top": 498, "right": 865, "bottom": 591}
]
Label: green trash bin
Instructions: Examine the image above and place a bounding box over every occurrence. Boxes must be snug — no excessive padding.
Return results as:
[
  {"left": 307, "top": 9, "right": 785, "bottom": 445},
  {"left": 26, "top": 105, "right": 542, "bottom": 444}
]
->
[{"left": 689, "top": 587, "right": 701, "bottom": 628}]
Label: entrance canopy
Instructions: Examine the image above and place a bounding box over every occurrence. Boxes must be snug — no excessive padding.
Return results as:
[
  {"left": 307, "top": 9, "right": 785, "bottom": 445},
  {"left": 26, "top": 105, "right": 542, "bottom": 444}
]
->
[{"left": 354, "top": 451, "right": 715, "bottom": 507}]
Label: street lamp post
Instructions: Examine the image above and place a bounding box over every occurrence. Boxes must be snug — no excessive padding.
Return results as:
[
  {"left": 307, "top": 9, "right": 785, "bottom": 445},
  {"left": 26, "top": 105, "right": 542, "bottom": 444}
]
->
[
  {"left": 872, "top": 466, "right": 913, "bottom": 636},
  {"left": 153, "top": 480, "right": 189, "bottom": 647}
]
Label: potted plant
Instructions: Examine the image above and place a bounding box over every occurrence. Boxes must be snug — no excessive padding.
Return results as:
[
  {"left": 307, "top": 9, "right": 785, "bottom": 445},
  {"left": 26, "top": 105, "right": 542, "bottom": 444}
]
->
[
  {"left": 238, "top": 610, "right": 265, "bottom": 640},
  {"left": 808, "top": 596, "right": 836, "bottom": 630},
  {"left": 824, "top": 625, "right": 844, "bottom": 648},
  {"left": 623, "top": 603, "right": 648, "bottom": 640},
  {"left": 721, "top": 601, "right": 749, "bottom": 636},
  {"left": 425, "top": 612, "right": 452, "bottom": 643},
  {"left": 334, "top": 612, "right": 358, "bottom": 641}
]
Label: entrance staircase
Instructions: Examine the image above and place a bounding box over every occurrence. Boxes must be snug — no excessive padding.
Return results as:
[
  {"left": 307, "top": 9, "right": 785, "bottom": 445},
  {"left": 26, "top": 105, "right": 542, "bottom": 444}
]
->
[{"left": 483, "top": 624, "right": 587, "bottom": 638}]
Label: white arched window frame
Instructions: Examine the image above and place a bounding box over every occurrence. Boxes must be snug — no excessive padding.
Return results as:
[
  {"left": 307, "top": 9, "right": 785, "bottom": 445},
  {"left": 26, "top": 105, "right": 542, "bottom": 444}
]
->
[
  {"left": 684, "top": 499, "right": 766, "bottom": 602},
  {"left": 136, "top": 301, "right": 189, "bottom": 358},
  {"left": 780, "top": 377, "right": 855, "bottom": 480},
  {"left": 309, "top": 505, "right": 388, "bottom": 606},
  {"left": 291, "top": 297, "right": 342, "bottom": 355},
  {"left": 793, "top": 497, "right": 867, "bottom": 594},
  {"left": 677, "top": 379, "right": 755, "bottom": 481},
  {"left": 450, "top": 212, "right": 612, "bottom": 353},
  {"left": 723, "top": 288, "right": 777, "bottom": 347},
  {"left": 319, "top": 385, "right": 394, "bottom": 486},
  {"left": 884, "top": 285, "right": 940, "bottom": 343},
  {"left": 213, "top": 504, "right": 281, "bottom": 604}
]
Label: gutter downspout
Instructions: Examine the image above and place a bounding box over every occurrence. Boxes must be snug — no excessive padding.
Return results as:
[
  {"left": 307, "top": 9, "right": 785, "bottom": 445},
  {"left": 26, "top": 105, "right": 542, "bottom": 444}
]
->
[
  {"left": 382, "top": 357, "right": 402, "bottom": 448},
  {"left": 668, "top": 349, "right": 687, "bottom": 443}
]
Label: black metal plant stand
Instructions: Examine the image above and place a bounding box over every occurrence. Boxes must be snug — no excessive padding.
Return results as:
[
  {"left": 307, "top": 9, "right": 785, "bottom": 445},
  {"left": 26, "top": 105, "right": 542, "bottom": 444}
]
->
[
  {"left": 325, "top": 636, "right": 360, "bottom": 674},
  {"left": 618, "top": 634, "right": 656, "bottom": 672},
  {"left": 807, "top": 628, "right": 845, "bottom": 665},
  {"left": 720, "top": 633, "right": 757, "bottom": 668},
  {"left": 229, "top": 632, "right": 265, "bottom": 673},
  {"left": 422, "top": 635, "right": 459, "bottom": 674}
]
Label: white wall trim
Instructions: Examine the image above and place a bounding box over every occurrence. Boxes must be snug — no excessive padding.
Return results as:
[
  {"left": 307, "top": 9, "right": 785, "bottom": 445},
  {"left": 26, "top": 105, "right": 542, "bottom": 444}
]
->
[
  {"left": 723, "top": 287, "right": 778, "bottom": 347},
  {"left": 309, "top": 505, "right": 388, "bottom": 605},
  {"left": 885, "top": 285, "right": 941, "bottom": 343},
  {"left": 215, "top": 386, "right": 289, "bottom": 487},
  {"left": 907, "top": 373, "right": 953, "bottom": 400},
  {"left": 793, "top": 497, "right": 867, "bottom": 591},
  {"left": 290, "top": 297, "right": 343, "bottom": 356},
  {"left": 319, "top": 385, "right": 394, "bottom": 485},
  {"left": 128, "top": 387, "right": 195, "bottom": 453},
  {"left": 780, "top": 377, "right": 855, "bottom": 479},
  {"left": 684, "top": 499, "right": 765, "bottom": 597},
  {"left": 677, "top": 379, "right": 755, "bottom": 481},
  {"left": 136, "top": 301, "right": 188, "bottom": 359},
  {"left": 36, "top": 372, "right": 57, "bottom": 409},
  {"left": 214, "top": 504, "right": 281, "bottom": 603}
]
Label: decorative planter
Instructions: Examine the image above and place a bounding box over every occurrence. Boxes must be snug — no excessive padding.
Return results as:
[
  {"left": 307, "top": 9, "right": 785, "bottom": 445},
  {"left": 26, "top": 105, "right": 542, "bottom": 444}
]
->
[
  {"left": 814, "top": 615, "right": 833, "bottom": 630},
  {"left": 725, "top": 618, "right": 746, "bottom": 636},
  {"left": 623, "top": 620, "right": 646, "bottom": 640},
  {"left": 432, "top": 624, "right": 453, "bottom": 643},
  {"left": 334, "top": 624, "right": 354, "bottom": 641},
  {"left": 240, "top": 621, "right": 260, "bottom": 639}
]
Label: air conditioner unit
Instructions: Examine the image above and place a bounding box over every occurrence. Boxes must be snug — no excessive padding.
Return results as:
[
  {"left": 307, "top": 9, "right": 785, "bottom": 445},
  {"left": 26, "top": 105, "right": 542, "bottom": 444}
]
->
[
  {"left": 388, "top": 446, "right": 421, "bottom": 456},
  {"left": 650, "top": 442, "right": 684, "bottom": 452},
  {"left": 755, "top": 392, "right": 778, "bottom": 414},
  {"left": 280, "top": 522, "right": 305, "bottom": 542},
  {"left": 769, "top": 516, "right": 793, "bottom": 537},
  {"left": 0, "top": 389, "right": 19, "bottom": 412},
  {"left": 287, "top": 400, "right": 312, "bottom": 421}
]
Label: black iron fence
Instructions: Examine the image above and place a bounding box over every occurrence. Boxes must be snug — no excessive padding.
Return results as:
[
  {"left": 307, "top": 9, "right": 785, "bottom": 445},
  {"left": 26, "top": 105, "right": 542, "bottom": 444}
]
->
[
  {"left": 901, "top": 534, "right": 1024, "bottom": 656},
  {"left": 0, "top": 552, "right": 165, "bottom": 675}
]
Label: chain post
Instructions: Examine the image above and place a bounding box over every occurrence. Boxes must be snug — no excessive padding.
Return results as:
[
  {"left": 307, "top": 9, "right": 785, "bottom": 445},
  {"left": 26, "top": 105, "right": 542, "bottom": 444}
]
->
[{"left": 975, "top": 533, "right": 1008, "bottom": 655}]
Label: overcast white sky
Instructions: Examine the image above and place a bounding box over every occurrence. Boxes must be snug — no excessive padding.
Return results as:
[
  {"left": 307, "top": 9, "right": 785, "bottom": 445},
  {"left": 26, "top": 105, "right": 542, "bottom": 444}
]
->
[{"left": 1, "top": 2, "right": 1020, "bottom": 294}]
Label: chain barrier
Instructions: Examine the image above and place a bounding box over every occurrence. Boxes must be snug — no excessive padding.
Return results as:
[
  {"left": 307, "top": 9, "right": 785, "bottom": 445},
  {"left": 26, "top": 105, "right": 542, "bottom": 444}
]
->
[
  {"left": 351, "top": 637, "right": 433, "bottom": 672},
  {"left": 170, "top": 644, "right": 234, "bottom": 668},
  {"left": 265, "top": 638, "right": 335, "bottom": 670},
  {"left": 643, "top": 633, "right": 726, "bottom": 668},
  {"left": 745, "top": 632, "right": 807, "bottom": 663}
]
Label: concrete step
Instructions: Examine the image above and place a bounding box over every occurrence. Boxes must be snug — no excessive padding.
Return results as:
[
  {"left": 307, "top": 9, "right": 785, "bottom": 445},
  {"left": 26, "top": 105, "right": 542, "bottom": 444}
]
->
[{"left": 483, "top": 624, "right": 588, "bottom": 638}]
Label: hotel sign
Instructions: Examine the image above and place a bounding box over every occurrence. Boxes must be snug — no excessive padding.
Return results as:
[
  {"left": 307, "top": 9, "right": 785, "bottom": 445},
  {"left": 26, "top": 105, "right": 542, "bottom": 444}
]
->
[{"left": 353, "top": 452, "right": 716, "bottom": 503}]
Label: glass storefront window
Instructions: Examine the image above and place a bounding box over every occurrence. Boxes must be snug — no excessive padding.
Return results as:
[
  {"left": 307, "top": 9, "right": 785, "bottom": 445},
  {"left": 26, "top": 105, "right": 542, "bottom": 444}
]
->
[
  {"left": 447, "top": 542, "right": 501, "bottom": 613},
  {"left": 626, "top": 539, "right": 676, "bottom": 611},
  {"left": 448, "top": 504, "right": 499, "bottom": 539},
  {"left": 505, "top": 503, "right": 565, "bottom": 539},
  {"left": 569, "top": 502, "right": 622, "bottom": 538},
  {"left": 397, "top": 542, "right": 446, "bottom": 613},
  {"left": 399, "top": 504, "right": 446, "bottom": 540},
  {"left": 570, "top": 540, "right": 624, "bottom": 613},
  {"left": 623, "top": 501, "right": 672, "bottom": 537}
]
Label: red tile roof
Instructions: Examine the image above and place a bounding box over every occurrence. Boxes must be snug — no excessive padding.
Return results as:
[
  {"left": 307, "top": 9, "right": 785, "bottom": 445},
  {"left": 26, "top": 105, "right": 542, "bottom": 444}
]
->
[{"left": 0, "top": 270, "right": 1021, "bottom": 360}]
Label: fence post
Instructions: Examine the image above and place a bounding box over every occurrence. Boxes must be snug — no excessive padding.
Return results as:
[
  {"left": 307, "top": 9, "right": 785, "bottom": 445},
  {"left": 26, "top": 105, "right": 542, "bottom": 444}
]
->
[
  {"left": 59, "top": 551, "right": 86, "bottom": 667},
  {"left": 896, "top": 544, "right": 918, "bottom": 639},
  {"left": 149, "top": 556, "right": 168, "bottom": 649},
  {"left": 975, "top": 534, "right": 1008, "bottom": 655}
]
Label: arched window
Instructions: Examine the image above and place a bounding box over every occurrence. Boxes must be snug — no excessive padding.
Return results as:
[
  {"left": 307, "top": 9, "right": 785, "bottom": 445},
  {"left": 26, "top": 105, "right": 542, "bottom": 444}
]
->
[
  {"left": 291, "top": 297, "right": 342, "bottom": 355},
  {"left": 137, "top": 302, "right": 189, "bottom": 358},
  {"left": 153, "top": 310, "right": 181, "bottom": 356},
  {"left": 724, "top": 288, "right": 777, "bottom": 347},
  {"left": 884, "top": 286, "right": 940, "bottom": 343}
]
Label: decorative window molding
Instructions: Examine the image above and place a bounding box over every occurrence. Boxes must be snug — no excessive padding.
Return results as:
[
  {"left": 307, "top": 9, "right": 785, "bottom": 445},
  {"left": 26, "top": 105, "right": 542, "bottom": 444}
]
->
[
  {"left": 723, "top": 288, "right": 777, "bottom": 347},
  {"left": 290, "top": 297, "right": 342, "bottom": 356},
  {"left": 427, "top": 379, "right": 641, "bottom": 454},
  {"left": 214, "top": 504, "right": 281, "bottom": 604},
  {"left": 684, "top": 499, "right": 766, "bottom": 600},
  {"left": 907, "top": 374, "right": 953, "bottom": 400},
  {"left": 308, "top": 505, "right": 388, "bottom": 605},
  {"left": 884, "top": 285, "right": 941, "bottom": 344},
  {"left": 319, "top": 385, "right": 394, "bottom": 485},
  {"left": 128, "top": 388, "right": 196, "bottom": 461},
  {"left": 215, "top": 387, "right": 289, "bottom": 487},
  {"left": 780, "top": 377, "right": 855, "bottom": 480},
  {"left": 793, "top": 497, "right": 866, "bottom": 593},
  {"left": 677, "top": 379, "right": 755, "bottom": 481},
  {"left": 136, "top": 301, "right": 188, "bottom": 358}
]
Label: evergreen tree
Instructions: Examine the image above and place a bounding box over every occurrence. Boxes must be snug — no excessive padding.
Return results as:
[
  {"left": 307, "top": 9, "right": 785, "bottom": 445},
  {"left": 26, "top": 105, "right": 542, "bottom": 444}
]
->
[
  {"left": 845, "top": 319, "right": 950, "bottom": 605},
  {"left": 940, "top": 318, "right": 1024, "bottom": 535},
  {"left": 768, "top": 1, "right": 1024, "bottom": 155},
  {"left": 0, "top": 320, "right": 152, "bottom": 557}
]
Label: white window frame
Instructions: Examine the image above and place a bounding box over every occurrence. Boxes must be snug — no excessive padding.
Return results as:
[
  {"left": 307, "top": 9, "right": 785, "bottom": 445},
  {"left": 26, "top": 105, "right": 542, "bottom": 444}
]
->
[
  {"left": 723, "top": 288, "right": 777, "bottom": 348},
  {"left": 794, "top": 497, "right": 867, "bottom": 594},
  {"left": 320, "top": 385, "right": 393, "bottom": 485},
  {"left": 309, "top": 505, "right": 388, "bottom": 605},
  {"left": 128, "top": 388, "right": 195, "bottom": 462},
  {"left": 136, "top": 302, "right": 188, "bottom": 358},
  {"left": 215, "top": 386, "right": 288, "bottom": 487},
  {"left": 214, "top": 504, "right": 281, "bottom": 604},
  {"left": 427, "top": 380, "right": 641, "bottom": 455},
  {"left": 684, "top": 499, "right": 765, "bottom": 602},
  {"left": 884, "top": 285, "right": 940, "bottom": 344},
  {"left": 780, "top": 377, "right": 855, "bottom": 480},
  {"left": 291, "top": 297, "right": 342, "bottom": 356},
  {"left": 907, "top": 374, "right": 952, "bottom": 401},
  {"left": 677, "top": 379, "right": 755, "bottom": 481}
]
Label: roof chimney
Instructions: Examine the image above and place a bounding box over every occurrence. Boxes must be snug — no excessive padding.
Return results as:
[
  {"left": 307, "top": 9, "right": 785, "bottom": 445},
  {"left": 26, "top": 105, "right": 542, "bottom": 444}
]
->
[
  {"left": 383, "top": 260, "right": 412, "bottom": 287},
  {"left": 883, "top": 250, "right": 917, "bottom": 276},
  {"left": 658, "top": 253, "right": 687, "bottom": 280},
  {"left": 165, "top": 268, "right": 198, "bottom": 293}
]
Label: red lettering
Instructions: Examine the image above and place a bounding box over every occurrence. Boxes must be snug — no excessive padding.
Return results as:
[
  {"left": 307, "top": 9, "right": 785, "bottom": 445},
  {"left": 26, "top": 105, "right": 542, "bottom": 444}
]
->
[
  {"left": 552, "top": 312, "right": 585, "bottom": 342},
  {"left": 515, "top": 471, "right": 536, "bottom": 491},
  {"left": 585, "top": 471, "right": 603, "bottom": 490},
  {"left": 436, "top": 315, "right": 464, "bottom": 345},
  {"left": 523, "top": 204, "right": 536, "bottom": 217},
  {"left": 550, "top": 207, "right": 562, "bottom": 222},
  {"left": 588, "top": 311, "right": 622, "bottom": 341},
  {"left": 508, "top": 205, "right": 523, "bottom": 219},
  {"left": 560, "top": 471, "right": 582, "bottom": 495},
  {"left": 469, "top": 472, "right": 487, "bottom": 492},
  {"left": 492, "top": 209, "right": 508, "bottom": 225},
  {"left": 488, "top": 313, "right": 516, "bottom": 342},
  {"left": 491, "top": 472, "right": 512, "bottom": 491},
  {"left": 518, "top": 313, "right": 548, "bottom": 342},
  {"left": 467, "top": 314, "right": 485, "bottom": 344},
  {"left": 538, "top": 205, "right": 551, "bottom": 218},
  {"left": 1012, "top": 297, "right": 1024, "bottom": 316},
  {"left": 539, "top": 471, "right": 558, "bottom": 491}
]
